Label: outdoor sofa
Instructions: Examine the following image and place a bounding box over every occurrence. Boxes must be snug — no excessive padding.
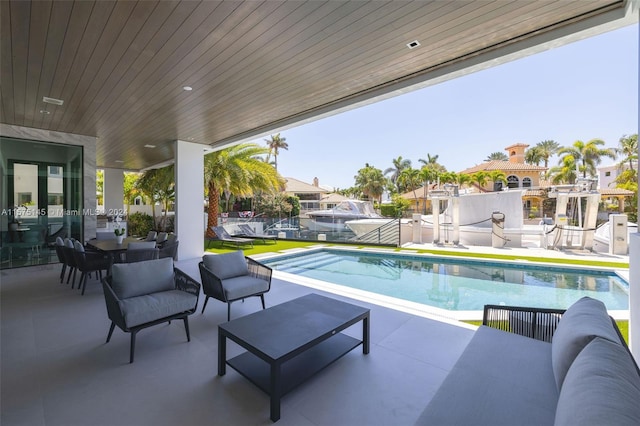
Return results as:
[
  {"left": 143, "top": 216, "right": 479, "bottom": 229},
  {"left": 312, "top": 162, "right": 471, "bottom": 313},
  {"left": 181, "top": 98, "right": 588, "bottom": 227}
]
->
[{"left": 416, "top": 297, "right": 640, "bottom": 425}]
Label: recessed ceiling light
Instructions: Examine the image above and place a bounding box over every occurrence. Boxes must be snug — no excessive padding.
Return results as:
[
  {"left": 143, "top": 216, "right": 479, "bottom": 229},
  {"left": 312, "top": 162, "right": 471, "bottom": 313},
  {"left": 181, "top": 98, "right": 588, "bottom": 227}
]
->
[
  {"left": 43, "top": 96, "right": 64, "bottom": 105},
  {"left": 187, "top": 137, "right": 194, "bottom": 141},
  {"left": 144, "top": 144, "right": 156, "bottom": 148},
  {"left": 182, "top": 86, "right": 193, "bottom": 91},
  {"left": 115, "top": 160, "right": 124, "bottom": 163},
  {"left": 407, "top": 40, "right": 420, "bottom": 49},
  {"left": 39, "top": 110, "right": 50, "bottom": 114}
]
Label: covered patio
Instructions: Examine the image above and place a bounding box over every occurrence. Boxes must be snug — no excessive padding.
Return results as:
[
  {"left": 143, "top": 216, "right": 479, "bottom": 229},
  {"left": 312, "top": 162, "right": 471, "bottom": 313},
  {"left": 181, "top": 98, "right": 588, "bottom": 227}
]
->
[
  {"left": 1, "top": 1, "right": 639, "bottom": 422},
  {"left": 1, "top": 259, "right": 475, "bottom": 425}
]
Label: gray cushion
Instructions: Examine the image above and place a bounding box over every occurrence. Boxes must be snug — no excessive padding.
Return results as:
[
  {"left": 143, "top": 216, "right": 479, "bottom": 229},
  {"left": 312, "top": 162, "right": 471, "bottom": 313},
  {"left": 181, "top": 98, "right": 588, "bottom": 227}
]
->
[
  {"left": 120, "top": 290, "right": 197, "bottom": 328},
  {"left": 203, "top": 251, "right": 248, "bottom": 280},
  {"left": 222, "top": 276, "right": 269, "bottom": 300},
  {"left": 551, "top": 297, "right": 619, "bottom": 390},
  {"left": 111, "top": 258, "right": 175, "bottom": 299},
  {"left": 555, "top": 337, "right": 640, "bottom": 426},
  {"left": 416, "top": 326, "right": 558, "bottom": 426},
  {"left": 64, "top": 238, "right": 74, "bottom": 248},
  {"left": 127, "top": 241, "right": 156, "bottom": 250},
  {"left": 55, "top": 236, "right": 64, "bottom": 246}
]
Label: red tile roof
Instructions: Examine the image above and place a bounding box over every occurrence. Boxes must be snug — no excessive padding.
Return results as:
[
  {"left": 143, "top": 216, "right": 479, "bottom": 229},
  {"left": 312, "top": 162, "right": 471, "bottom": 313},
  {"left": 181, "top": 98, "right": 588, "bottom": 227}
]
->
[{"left": 459, "top": 161, "right": 547, "bottom": 174}]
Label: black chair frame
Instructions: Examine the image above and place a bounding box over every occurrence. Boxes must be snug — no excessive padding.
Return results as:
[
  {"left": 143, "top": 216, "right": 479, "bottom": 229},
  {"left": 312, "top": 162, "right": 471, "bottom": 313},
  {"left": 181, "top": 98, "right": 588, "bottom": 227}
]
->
[
  {"left": 102, "top": 268, "right": 200, "bottom": 363},
  {"left": 199, "top": 256, "right": 272, "bottom": 321}
]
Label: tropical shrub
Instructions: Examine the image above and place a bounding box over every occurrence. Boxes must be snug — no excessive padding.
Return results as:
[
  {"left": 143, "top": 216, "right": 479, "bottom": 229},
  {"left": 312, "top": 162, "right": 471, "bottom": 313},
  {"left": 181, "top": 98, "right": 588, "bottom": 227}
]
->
[{"left": 127, "top": 212, "right": 154, "bottom": 237}]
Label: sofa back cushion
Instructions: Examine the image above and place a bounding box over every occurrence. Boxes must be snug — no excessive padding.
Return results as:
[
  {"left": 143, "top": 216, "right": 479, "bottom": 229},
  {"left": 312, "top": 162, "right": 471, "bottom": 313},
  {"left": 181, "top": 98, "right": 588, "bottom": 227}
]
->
[
  {"left": 203, "top": 251, "right": 248, "bottom": 280},
  {"left": 111, "top": 257, "right": 175, "bottom": 299},
  {"left": 551, "top": 297, "right": 619, "bottom": 390},
  {"left": 554, "top": 337, "right": 640, "bottom": 426}
]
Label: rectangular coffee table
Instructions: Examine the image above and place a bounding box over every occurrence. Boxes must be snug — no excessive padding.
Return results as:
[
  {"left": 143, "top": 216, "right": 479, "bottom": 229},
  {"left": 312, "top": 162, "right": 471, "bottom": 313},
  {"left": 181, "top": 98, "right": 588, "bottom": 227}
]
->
[{"left": 218, "top": 293, "right": 370, "bottom": 422}]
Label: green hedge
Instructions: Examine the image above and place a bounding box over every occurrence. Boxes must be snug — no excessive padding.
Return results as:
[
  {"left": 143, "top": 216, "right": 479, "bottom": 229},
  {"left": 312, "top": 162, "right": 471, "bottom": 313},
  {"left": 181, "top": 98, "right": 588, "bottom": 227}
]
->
[
  {"left": 127, "top": 212, "right": 154, "bottom": 237},
  {"left": 380, "top": 204, "right": 398, "bottom": 217}
]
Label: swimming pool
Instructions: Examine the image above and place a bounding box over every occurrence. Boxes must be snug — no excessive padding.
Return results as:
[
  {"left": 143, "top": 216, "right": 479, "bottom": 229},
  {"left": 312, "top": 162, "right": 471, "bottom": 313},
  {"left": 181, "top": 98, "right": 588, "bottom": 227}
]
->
[{"left": 262, "top": 249, "right": 629, "bottom": 312}]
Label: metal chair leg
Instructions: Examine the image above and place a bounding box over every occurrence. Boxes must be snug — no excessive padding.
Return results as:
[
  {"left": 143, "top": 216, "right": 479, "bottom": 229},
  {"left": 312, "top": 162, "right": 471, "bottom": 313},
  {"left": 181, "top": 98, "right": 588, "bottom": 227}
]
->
[
  {"left": 260, "top": 294, "right": 265, "bottom": 310},
  {"left": 130, "top": 331, "right": 137, "bottom": 363},
  {"left": 201, "top": 296, "right": 209, "bottom": 314},
  {"left": 106, "top": 322, "right": 116, "bottom": 343},
  {"left": 183, "top": 317, "right": 191, "bottom": 342}
]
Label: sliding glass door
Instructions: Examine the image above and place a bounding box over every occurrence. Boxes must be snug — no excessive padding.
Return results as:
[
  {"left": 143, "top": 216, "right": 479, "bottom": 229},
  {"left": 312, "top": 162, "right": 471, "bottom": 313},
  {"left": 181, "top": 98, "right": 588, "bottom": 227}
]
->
[{"left": 1, "top": 137, "right": 83, "bottom": 268}]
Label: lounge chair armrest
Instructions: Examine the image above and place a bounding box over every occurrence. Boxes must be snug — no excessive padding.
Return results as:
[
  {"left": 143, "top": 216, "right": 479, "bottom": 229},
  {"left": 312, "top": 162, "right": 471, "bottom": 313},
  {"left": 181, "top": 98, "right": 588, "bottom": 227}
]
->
[
  {"left": 102, "top": 277, "right": 127, "bottom": 330},
  {"left": 174, "top": 267, "right": 201, "bottom": 298},
  {"left": 198, "top": 262, "right": 227, "bottom": 301},
  {"left": 483, "top": 304, "right": 566, "bottom": 342},
  {"left": 246, "top": 256, "right": 272, "bottom": 285}
]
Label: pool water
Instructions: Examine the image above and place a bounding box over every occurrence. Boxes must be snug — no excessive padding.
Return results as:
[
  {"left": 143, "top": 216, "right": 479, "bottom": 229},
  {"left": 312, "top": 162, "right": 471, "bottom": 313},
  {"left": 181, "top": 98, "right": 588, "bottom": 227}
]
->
[{"left": 263, "top": 249, "right": 629, "bottom": 311}]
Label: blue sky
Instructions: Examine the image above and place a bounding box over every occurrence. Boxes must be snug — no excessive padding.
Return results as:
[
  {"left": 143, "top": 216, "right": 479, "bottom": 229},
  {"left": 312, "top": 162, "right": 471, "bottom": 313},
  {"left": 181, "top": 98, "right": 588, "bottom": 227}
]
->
[{"left": 253, "top": 24, "right": 638, "bottom": 190}]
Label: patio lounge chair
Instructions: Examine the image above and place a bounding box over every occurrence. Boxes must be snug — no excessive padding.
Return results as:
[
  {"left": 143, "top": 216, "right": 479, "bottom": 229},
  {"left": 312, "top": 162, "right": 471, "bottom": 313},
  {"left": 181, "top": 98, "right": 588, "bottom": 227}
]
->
[
  {"left": 199, "top": 251, "right": 272, "bottom": 321},
  {"left": 102, "top": 258, "right": 200, "bottom": 363},
  {"left": 208, "top": 226, "right": 254, "bottom": 249},
  {"left": 236, "top": 224, "right": 277, "bottom": 244}
]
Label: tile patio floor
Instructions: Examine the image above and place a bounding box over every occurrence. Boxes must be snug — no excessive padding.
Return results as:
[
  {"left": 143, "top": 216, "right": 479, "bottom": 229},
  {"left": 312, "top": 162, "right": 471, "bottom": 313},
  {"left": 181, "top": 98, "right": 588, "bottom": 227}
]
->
[{"left": 1, "top": 258, "right": 475, "bottom": 426}]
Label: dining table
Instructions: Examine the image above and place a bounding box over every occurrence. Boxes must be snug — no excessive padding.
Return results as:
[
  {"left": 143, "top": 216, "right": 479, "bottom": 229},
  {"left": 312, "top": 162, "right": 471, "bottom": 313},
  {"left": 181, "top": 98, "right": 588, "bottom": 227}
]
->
[{"left": 86, "top": 236, "right": 141, "bottom": 262}]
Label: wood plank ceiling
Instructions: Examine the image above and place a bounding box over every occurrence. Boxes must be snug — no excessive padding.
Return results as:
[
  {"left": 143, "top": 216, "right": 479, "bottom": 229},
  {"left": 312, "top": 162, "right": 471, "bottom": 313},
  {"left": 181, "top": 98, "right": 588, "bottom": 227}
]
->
[{"left": 0, "top": 0, "right": 625, "bottom": 170}]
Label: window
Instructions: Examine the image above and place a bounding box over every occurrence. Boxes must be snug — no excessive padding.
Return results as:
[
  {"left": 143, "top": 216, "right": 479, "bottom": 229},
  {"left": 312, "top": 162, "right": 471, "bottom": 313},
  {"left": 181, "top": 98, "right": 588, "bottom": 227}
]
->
[
  {"left": 17, "top": 192, "right": 32, "bottom": 205},
  {"left": 507, "top": 175, "right": 519, "bottom": 189},
  {"left": 605, "top": 171, "right": 611, "bottom": 177},
  {"left": 522, "top": 177, "right": 532, "bottom": 188}
]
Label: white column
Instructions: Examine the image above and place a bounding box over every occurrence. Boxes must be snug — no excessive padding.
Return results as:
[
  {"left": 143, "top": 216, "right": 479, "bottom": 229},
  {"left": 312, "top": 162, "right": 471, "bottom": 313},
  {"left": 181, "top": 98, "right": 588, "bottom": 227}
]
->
[
  {"left": 630, "top": 233, "right": 640, "bottom": 359},
  {"left": 175, "top": 140, "right": 204, "bottom": 260},
  {"left": 432, "top": 199, "right": 440, "bottom": 244},
  {"left": 412, "top": 213, "right": 422, "bottom": 243},
  {"left": 103, "top": 168, "right": 124, "bottom": 217}
]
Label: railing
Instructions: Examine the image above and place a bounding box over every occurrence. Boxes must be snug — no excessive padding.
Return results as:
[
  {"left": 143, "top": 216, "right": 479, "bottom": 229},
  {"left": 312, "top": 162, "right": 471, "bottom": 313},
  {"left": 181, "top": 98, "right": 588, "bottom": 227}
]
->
[{"left": 350, "top": 219, "right": 401, "bottom": 246}]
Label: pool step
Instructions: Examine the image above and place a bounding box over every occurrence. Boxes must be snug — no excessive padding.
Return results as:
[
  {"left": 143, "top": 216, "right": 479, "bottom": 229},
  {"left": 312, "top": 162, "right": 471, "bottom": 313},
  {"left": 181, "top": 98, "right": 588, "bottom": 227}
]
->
[{"left": 275, "top": 253, "right": 342, "bottom": 273}]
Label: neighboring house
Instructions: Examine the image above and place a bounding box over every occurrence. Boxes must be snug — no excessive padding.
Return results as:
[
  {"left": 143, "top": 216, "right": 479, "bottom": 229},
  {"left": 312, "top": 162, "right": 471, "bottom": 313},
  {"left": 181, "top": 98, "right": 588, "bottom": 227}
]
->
[
  {"left": 458, "top": 143, "right": 547, "bottom": 191},
  {"left": 595, "top": 163, "right": 637, "bottom": 213},
  {"left": 283, "top": 177, "right": 329, "bottom": 212},
  {"left": 402, "top": 144, "right": 549, "bottom": 216},
  {"left": 459, "top": 143, "right": 548, "bottom": 217},
  {"left": 598, "top": 161, "right": 638, "bottom": 190},
  {"left": 319, "top": 192, "right": 351, "bottom": 210}
]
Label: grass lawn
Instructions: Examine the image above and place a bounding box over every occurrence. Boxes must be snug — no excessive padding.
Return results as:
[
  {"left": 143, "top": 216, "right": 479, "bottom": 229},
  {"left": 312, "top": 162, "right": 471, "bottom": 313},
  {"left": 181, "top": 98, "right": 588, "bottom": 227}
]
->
[
  {"left": 463, "top": 320, "right": 630, "bottom": 344},
  {"left": 204, "top": 239, "right": 629, "bottom": 269}
]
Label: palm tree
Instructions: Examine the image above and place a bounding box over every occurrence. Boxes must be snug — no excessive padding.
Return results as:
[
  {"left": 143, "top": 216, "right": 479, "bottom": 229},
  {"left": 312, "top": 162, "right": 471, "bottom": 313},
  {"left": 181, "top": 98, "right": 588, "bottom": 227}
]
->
[
  {"left": 384, "top": 156, "right": 411, "bottom": 193},
  {"left": 488, "top": 170, "right": 507, "bottom": 191},
  {"left": 557, "top": 138, "right": 616, "bottom": 178},
  {"left": 485, "top": 152, "right": 508, "bottom": 161},
  {"left": 264, "top": 133, "right": 288, "bottom": 171},
  {"left": 136, "top": 165, "right": 175, "bottom": 231},
  {"left": 204, "top": 143, "right": 282, "bottom": 237},
  {"left": 438, "top": 171, "right": 458, "bottom": 185},
  {"left": 123, "top": 172, "right": 141, "bottom": 216},
  {"left": 398, "top": 168, "right": 421, "bottom": 207},
  {"left": 354, "top": 163, "right": 386, "bottom": 204},
  {"left": 418, "top": 153, "right": 439, "bottom": 166},
  {"left": 536, "top": 140, "right": 560, "bottom": 167},
  {"left": 418, "top": 167, "right": 437, "bottom": 213},
  {"left": 470, "top": 171, "right": 489, "bottom": 191},
  {"left": 616, "top": 134, "right": 638, "bottom": 171},
  {"left": 548, "top": 155, "right": 578, "bottom": 184},
  {"left": 454, "top": 172, "right": 472, "bottom": 189},
  {"left": 525, "top": 146, "right": 543, "bottom": 165}
]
